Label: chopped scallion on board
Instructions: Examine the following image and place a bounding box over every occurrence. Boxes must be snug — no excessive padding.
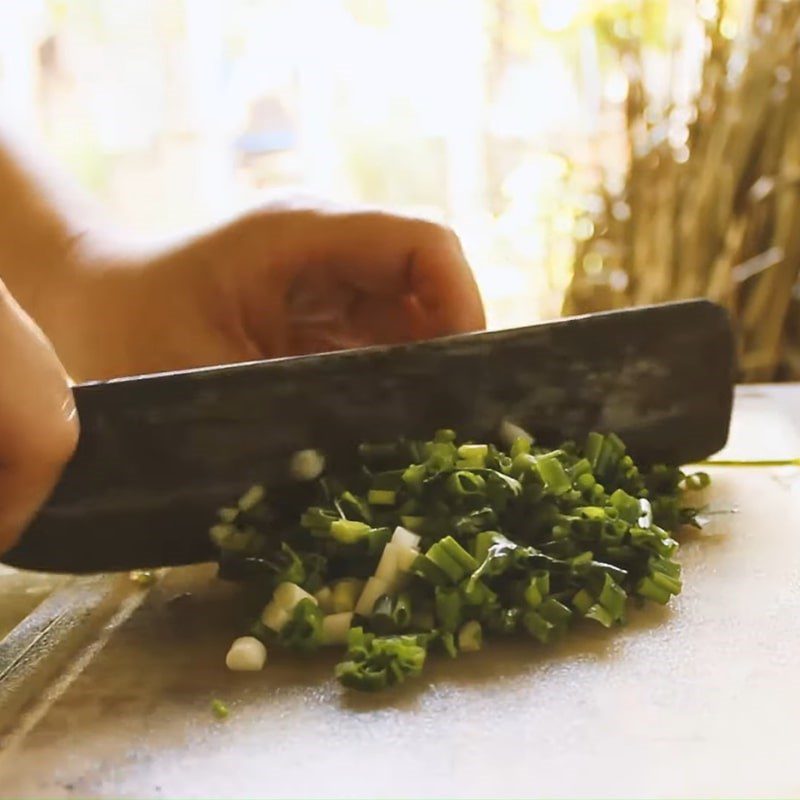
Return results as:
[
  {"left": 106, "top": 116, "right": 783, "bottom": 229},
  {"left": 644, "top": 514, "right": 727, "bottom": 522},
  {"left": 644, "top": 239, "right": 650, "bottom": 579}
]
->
[{"left": 212, "top": 428, "right": 709, "bottom": 691}]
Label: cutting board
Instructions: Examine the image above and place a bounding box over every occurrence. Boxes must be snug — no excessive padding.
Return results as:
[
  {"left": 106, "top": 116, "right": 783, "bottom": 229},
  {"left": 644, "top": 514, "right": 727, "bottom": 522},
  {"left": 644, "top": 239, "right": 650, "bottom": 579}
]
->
[{"left": 0, "top": 386, "right": 798, "bottom": 800}]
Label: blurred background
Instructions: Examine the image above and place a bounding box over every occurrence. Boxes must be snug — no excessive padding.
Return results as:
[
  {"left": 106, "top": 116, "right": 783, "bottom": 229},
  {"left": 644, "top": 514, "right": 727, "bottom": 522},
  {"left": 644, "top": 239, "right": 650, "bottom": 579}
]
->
[{"left": 0, "top": 0, "right": 798, "bottom": 380}]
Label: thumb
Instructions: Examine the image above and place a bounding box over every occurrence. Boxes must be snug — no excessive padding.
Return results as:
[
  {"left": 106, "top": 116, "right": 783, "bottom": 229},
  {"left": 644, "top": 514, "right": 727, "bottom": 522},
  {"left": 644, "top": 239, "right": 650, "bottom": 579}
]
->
[{"left": 0, "top": 280, "right": 78, "bottom": 555}]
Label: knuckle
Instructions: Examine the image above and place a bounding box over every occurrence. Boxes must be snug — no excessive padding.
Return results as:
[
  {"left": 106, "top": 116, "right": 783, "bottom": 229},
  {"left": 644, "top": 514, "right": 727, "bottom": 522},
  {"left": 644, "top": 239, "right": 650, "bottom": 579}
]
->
[{"left": 416, "top": 219, "right": 461, "bottom": 250}]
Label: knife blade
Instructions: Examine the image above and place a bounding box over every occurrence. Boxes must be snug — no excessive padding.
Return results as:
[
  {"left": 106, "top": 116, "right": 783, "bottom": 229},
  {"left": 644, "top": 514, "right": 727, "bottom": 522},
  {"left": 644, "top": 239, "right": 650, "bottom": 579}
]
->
[{"left": 2, "top": 299, "right": 735, "bottom": 574}]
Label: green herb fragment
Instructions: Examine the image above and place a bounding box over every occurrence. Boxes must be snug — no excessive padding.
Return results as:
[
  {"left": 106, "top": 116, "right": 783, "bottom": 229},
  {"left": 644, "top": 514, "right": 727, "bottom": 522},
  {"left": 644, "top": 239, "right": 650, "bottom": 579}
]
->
[
  {"left": 457, "top": 620, "right": 483, "bottom": 652},
  {"left": 237, "top": 485, "right": 265, "bottom": 511},
  {"left": 330, "top": 519, "right": 371, "bottom": 544},
  {"left": 539, "top": 456, "right": 572, "bottom": 495},
  {"left": 211, "top": 699, "right": 229, "bottom": 719},
  {"left": 335, "top": 628, "right": 428, "bottom": 691},
  {"left": 367, "top": 489, "right": 397, "bottom": 506},
  {"left": 392, "top": 592, "right": 413, "bottom": 629},
  {"left": 435, "top": 586, "right": 463, "bottom": 632},
  {"left": 279, "top": 599, "right": 323, "bottom": 652}
]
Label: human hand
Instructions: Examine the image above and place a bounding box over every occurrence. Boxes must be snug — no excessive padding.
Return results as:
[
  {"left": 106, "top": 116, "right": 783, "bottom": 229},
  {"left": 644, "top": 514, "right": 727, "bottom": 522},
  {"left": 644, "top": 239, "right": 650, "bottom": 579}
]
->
[
  {"left": 0, "top": 280, "right": 78, "bottom": 555},
  {"left": 53, "top": 203, "right": 485, "bottom": 381}
]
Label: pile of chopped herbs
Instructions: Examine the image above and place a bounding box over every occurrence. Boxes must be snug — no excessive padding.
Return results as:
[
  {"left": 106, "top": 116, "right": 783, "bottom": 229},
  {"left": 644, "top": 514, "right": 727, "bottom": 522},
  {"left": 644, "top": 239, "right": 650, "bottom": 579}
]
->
[{"left": 210, "top": 429, "right": 709, "bottom": 691}]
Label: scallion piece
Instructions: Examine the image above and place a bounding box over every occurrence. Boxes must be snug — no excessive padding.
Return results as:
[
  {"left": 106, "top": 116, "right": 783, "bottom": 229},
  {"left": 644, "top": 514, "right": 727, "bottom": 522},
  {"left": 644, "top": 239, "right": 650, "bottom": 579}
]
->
[
  {"left": 458, "top": 443, "right": 489, "bottom": 460},
  {"left": 584, "top": 604, "right": 615, "bottom": 628},
  {"left": 368, "top": 489, "right": 397, "bottom": 506},
  {"left": 211, "top": 699, "right": 229, "bottom": 719},
  {"left": 392, "top": 593, "right": 413, "bottom": 629},
  {"left": 457, "top": 620, "right": 483, "bottom": 652},
  {"left": 522, "top": 610, "right": 554, "bottom": 644},
  {"left": 636, "top": 577, "right": 672, "bottom": 605},
  {"left": 237, "top": 485, "right": 265, "bottom": 511},
  {"left": 435, "top": 587, "right": 463, "bottom": 632},
  {"left": 330, "top": 519, "right": 371, "bottom": 544},
  {"left": 428, "top": 547, "right": 467, "bottom": 583},
  {"left": 279, "top": 599, "right": 323, "bottom": 652},
  {"left": 446, "top": 471, "right": 487, "bottom": 497},
  {"left": 536, "top": 455, "right": 571, "bottom": 495}
]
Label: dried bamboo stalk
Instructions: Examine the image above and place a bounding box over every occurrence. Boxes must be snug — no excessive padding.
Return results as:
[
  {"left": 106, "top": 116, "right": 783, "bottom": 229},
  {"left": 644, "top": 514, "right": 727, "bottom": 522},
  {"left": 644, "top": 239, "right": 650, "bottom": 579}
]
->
[{"left": 563, "top": 0, "right": 800, "bottom": 382}]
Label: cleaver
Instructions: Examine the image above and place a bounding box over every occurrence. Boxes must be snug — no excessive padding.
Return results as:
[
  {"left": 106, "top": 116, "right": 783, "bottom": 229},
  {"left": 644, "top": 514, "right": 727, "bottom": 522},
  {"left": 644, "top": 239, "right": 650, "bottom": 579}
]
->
[{"left": 2, "top": 299, "right": 735, "bottom": 574}]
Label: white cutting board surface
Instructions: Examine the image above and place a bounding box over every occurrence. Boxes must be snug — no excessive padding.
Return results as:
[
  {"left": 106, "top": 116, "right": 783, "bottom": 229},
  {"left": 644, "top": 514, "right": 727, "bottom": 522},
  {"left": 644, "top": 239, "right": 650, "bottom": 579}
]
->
[{"left": 0, "top": 386, "right": 798, "bottom": 799}]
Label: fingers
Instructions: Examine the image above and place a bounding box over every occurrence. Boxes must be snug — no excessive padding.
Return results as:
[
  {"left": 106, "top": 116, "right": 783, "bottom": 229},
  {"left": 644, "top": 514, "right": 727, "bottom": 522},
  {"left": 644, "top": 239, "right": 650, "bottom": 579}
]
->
[
  {"left": 402, "top": 221, "right": 486, "bottom": 338},
  {"left": 309, "top": 211, "right": 486, "bottom": 338},
  {"left": 229, "top": 207, "right": 485, "bottom": 350},
  {"left": 0, "top": 280, "right": 78, "bottom": 554}
]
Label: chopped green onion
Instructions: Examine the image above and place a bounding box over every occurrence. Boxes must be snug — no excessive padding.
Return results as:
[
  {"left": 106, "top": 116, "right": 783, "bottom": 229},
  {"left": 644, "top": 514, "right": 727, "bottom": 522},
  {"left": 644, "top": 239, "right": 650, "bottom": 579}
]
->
[
  {"left": 457, "top": 620, "right": 483, "bottom": 652},
  {"left": 289, "top": 449, "right": 325, "bottom": 481},
  {"left": 314, "top": 586, "right": 335, "bottom": 614},
  {"left": 498, "top": 420, "right": 533, "bottom": 452},
  {"left": 538, "top": 598, "right": 572, "bottom": 631},
  {"left": 435, "top": 587, "right": 463, "bottom": 632},
  {"left": 218, "top": 507, "right": 238, "bottom": 523},
  {"left": 399, "top": 515, "right": 425, "bottom": 532},
  {"left": 426, "top": 545, "right": 467, "bottom": 583},
  {"left": 510, "top": 436, "right": 532, "bottom": 458},
  {"left": 330, "top": 519, "right": 371, "bottom": 544},
  {"left": 301, "top": 507, "right": 337, "bottom": 534},
  {"left": 402, "top": 464, "right": 427, "bottom": 492},
  {"left": 446, "top": 471, "right": 486, "bottom": 497},
  {"left": 226, "top": 636, "right": 267, "bottom": 671},
  {"left": 392, "top": 593, "right": 413, "bottom": 629},
  {"left": 368, "top": 489, "right": 397, "bottom": 506},
  {"left": 355, "top": 576, "right": 391, "bottom": 616},
  {"left": 636, "top": 576, "right": 672, "bottom": 605},
  {"left": 321, "top": 611, "right": 354, "bottom": 645},
  {"left": 371, "top": 594, "right": 395, "bottom": 632},
  {"left": 338, "top": 491, "right": 372, "bottom": 523},
  {"left": 238, "top": 485, "right": 265, "bottom": 511},
  {"left": 279, "top": 599, "right": 323, "bottom": 652},
  {"left": 598, "top": 574, "right": 627, "bottom": 620},
  {"left": 609, "top": 489, "right": 642, "bottom": 524},
  {"left": 410, "top": 554, "right": 450, "bottom": 586},
  {"left": 335, "top": 628, "right": 428, "bottom": 691},
  {"left": 572, "top": 588, "right": 594, "bottom": 615},
  {"left": 458, "top": 443, "right": 489, "bottom": 460},
  {"left": 584, "top": 604, "right": 615, "bottom": 628},
  {"left": 438, "top": 631, "right": 458, "bottom": 658},
  {"left": 522, "top": 609, "right": 554, "bottom": 644},
  {"left": 332, "top": 579, "right": 364, "bottom": 613},
  {"left": 438, "top": 536, "right": 478, "bottom": 572},
  {"left": 211, "top": 699, "right": 229, "bottom": 719},
  {"left": 460, "top": 576, "right": 497, "bottom": 607},
  {"left": 536, "top": 455, "right": 571, "bottom": 495},
  {"left": 213, "top": 425, "right": 701, "bottom": 692}
]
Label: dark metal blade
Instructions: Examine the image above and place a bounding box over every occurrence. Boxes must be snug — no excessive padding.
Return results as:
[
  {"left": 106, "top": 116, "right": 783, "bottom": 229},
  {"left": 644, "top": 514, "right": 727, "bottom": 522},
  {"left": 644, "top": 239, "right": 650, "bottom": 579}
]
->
[{"left": 2, "top": 299, "right": 734, "bottom": 574}]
